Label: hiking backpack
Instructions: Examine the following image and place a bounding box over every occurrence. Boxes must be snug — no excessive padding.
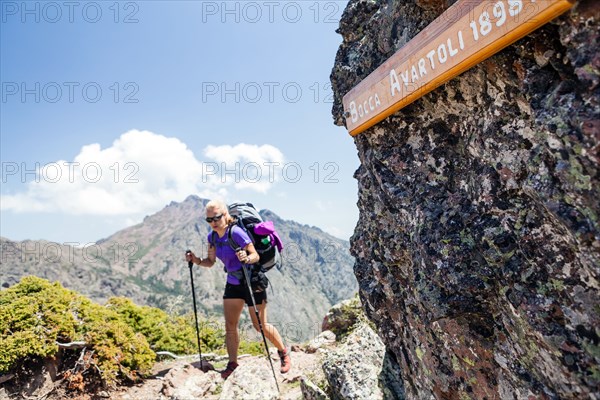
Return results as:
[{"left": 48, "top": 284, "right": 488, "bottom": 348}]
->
[{"left": 227, "top": 202, "right": 283, "bottom": 271}]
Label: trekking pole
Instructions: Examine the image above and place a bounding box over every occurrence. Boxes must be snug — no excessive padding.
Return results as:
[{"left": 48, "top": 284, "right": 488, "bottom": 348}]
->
[
  {"left": 239, "top": 253, "right": 280, "bottom": 393},
  {"left": 186, "top": 250, "right": 213, "bottom": 372}
]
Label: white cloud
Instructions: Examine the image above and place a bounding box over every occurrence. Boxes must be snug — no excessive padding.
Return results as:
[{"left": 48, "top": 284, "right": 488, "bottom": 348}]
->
[
  {"left": 203, "top": 143, "right": 285, "bottom": 193},
  {"left": 1, "top": 130, "right": 286, "bottom": 216}
]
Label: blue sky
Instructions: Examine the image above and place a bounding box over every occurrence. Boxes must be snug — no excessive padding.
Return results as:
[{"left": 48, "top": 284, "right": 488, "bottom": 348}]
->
[{"left": 0, "top": 0, "right": 359, "bottom": 244}]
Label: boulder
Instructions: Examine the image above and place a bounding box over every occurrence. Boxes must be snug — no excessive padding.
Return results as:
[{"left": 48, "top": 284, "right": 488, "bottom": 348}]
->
[
  {"left": 306, "top": 330, "right": 337, "bottom": 354},
  {"left": 322, "top": 323, "right": 404, "bottom": 399},
  {"left": 321, "top": 297, "right": 363, "bottom": 338},
  {"left": 161, "top": 364, "right": 220, "bottom": 399},
  {"left": 301, "top": 376, "right": 330, "bottom": 400},
  {"left": 219, "top": 360, "right": 279, "bottom": 400},
  {"left": 331, "top": 0, "right": 600, "bottom": 398}
]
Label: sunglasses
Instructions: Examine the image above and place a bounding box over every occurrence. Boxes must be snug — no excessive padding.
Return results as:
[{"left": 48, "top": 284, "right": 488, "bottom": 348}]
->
[{"left": 205, "top": 214, "right": 223, "bottom": 223}]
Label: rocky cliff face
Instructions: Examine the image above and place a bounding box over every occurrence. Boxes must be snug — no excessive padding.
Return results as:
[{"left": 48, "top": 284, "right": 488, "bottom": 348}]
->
[
  {"left": 331, "top": 0, "right": 599, "bottom": 399},
  {"left": 1, "top": 196, "right": 357, "bottom": 341}
]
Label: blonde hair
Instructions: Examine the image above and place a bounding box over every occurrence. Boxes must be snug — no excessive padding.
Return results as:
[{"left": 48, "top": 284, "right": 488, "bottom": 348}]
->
[{"left": 206, "top": 199, "right": 234, "bottom": 225}]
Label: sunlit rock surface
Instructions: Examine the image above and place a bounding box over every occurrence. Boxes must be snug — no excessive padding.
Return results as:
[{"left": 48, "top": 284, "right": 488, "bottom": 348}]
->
[{"left": 331, "top": 0, "right": 599, "bottom": 398}]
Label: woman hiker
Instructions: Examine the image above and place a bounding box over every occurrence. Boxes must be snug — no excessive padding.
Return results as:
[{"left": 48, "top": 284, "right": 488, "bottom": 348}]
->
[{"left": 185, "top": 199, "right": 291, "bottom": 379}]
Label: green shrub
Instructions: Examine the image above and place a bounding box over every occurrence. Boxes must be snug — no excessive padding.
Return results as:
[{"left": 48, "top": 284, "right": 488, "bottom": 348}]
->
[
  {"left": 238, "top": 340, "right": 264, "bottom": 355},
  {"left": 0, "top": 276, "right": 154, "bottom": 384},
  {"left": 105, "top": 297, "right": 264, "bottom": 357},
  {"left": 322, "top": 295, "right": 366, "bottom": 340},
  {"left": 106, "top": 297, "right": 227, "bottom": 355},
  {"left": 0, "top": 276, "right": 78, "bottom": 371},
  {"left": 0, "top": 276, "right": 265, "bottom": 387}
]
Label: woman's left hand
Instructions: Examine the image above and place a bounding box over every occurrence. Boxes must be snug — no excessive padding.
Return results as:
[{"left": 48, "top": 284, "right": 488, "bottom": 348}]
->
[{"left": 236, "top": 250, "right": 250, "bottom": 263}]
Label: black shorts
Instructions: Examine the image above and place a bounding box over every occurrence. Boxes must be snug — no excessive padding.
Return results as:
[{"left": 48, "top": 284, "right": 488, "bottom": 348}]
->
[{"left": 223, "top": 283, "right": 267, "bottom": 306}]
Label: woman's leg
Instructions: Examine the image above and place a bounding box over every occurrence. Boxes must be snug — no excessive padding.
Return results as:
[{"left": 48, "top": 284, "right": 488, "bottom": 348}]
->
[
  {"left": 248, "top": 302, "right": 285, "bottom": 351},
  {"left": 223, "top": 298, "right": 245, "bottom": 363},
  {"left": 248, "top": 302, "right": 291, "bottom": 373}
]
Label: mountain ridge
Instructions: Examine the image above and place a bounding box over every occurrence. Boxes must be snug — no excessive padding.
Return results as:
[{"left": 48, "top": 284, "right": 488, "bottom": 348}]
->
[{"left": 1, "top": 195, "right": 357, "bottom": 341}]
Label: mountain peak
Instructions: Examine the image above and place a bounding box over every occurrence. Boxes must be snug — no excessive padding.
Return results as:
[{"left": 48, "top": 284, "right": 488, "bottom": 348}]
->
[
  {"left": 3, "top": 198, "right": 356, "bottom": 341},
  {"left": 182, "top": 194, "right": 208, "bottom": 205}
]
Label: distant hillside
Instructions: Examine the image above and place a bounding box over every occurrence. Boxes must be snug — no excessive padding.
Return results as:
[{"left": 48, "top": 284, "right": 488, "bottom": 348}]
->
[{"left": 0, "top": 195, "right": 357, "bottom": 340}]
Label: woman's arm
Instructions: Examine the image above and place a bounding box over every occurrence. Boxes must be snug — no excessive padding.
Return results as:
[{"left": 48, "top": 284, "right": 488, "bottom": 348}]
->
[
  {"left": 188, "top": 246, "right": 216, "bottom": 268},
  {"left": 236, "top": 243, "right": 259, "bottom": 264}
]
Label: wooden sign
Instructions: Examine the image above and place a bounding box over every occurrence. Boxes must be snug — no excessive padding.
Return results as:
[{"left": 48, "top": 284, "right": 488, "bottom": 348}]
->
[{"left": 342, "top": 0, "right": 574, "bottom": 136}]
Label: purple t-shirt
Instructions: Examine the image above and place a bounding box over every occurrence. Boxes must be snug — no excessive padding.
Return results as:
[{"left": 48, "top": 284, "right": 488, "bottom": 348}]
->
[{"left": 207, "top": 225, "right": 252, "bottom": 285}]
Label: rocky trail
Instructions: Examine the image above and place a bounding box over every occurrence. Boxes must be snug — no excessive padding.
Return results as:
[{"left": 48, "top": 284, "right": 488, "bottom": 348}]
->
[
  {"left": 115, "top": 317, "right": 404, "bottom": 400},
  {"left": 115, "top": 348, "right": 324, "bottom": 400},
  {"left": 2, "top": 298, "right": 404, "bottom": 400},
  {"left": 1, "top": 335, "right": 334, "bottom": 400}
]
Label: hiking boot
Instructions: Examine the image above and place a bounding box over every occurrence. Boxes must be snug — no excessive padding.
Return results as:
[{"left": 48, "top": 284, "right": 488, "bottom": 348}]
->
[
  {"left": 278, "top": 348, "right": 291, "bottom": 374},
  {"left": 221, "top": 361, "right": 238, "bottom": 380}
]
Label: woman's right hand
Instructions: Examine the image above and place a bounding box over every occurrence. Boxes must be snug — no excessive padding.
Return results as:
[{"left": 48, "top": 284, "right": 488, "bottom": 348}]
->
[{"left": 185, "top": 251, "right": 196, "bottom": 263}]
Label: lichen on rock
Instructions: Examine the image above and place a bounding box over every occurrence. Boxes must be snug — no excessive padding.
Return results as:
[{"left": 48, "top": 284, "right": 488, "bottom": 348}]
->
[
  {"left": 322, "top": 322, "right": 404, "bottom": 400},
  {"left": 331, "top": 0, "right": 599, "bottom": 398},
  {"left": 321, "top": 296, "right": 364, "bottom": 339}
]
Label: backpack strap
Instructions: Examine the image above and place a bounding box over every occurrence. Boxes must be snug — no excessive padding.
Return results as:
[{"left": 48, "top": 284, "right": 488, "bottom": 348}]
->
[
  {"left": 226, "top": 224, "right": 267, "bottom": 284},
  {"left": 229, "top": 269, "right": 245, "bottom": 282},
  {"left": 209, "top": 230, "right": 227, "bottom": 273},
  {"left": 225, "top": 224, "right": 247, "bottom": 281},
  {"left": 227, "top": 224, "right": 243, "bottom": 251}
]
